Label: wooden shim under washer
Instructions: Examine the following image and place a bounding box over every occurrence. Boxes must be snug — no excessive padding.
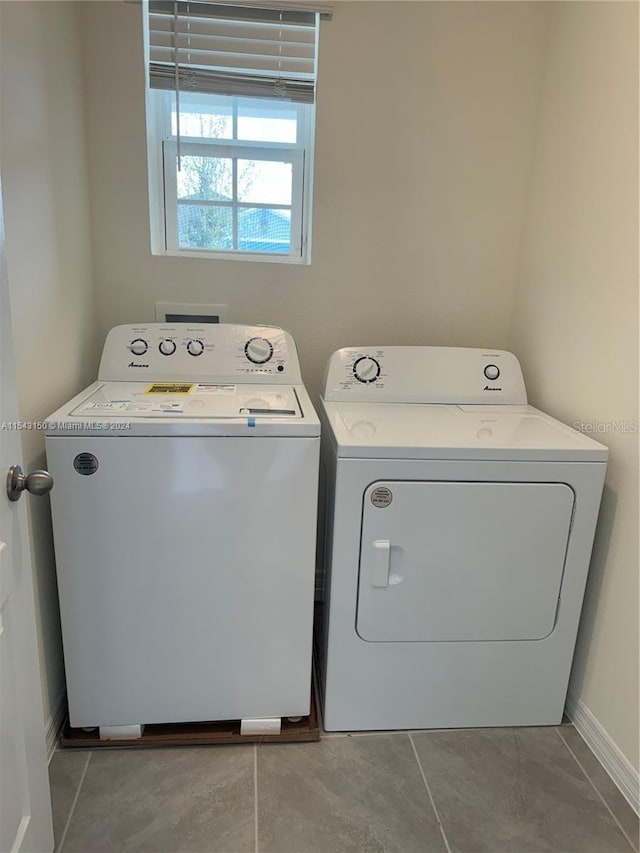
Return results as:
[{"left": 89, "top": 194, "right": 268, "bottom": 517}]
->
[{"left": 60, "top": 680, "right": 320, "bottom": 749}]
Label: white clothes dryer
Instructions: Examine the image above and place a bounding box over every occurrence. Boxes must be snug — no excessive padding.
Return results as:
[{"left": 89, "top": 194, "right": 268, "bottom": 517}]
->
[
  {"left": 46, "top": 324, "right": 319, "bottom": 737},
  {"left": 318, "top": 346, "right": 607, "bottom": 731}
]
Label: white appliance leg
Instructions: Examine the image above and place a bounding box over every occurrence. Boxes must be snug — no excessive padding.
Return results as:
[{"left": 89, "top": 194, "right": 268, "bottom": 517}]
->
[
  {"left": 99, "top": 725, "right": 144, "bottom": 740},
  {"left": 240, "top": 718, "right": 282, "bottom": 736}
]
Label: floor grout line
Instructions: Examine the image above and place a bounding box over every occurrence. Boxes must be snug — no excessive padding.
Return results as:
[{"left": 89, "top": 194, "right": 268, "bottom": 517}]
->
[
  {"left": 408, "top": 733, "right": 453, "bottom": 853},
  {"left": 320, "top": 728, "right": 481, "bottom": 739},
  {"left": 253, "top": 743, "right": 259, "bottom": 853},
  {"left": 555, "top": 727, "right": 638, "bottom": 852},
  {"left": 320, "top": 729, "right": 411, "bottom": 739},
  {"left": 56, "top": 750, "right": 92, "bottom": 853}
]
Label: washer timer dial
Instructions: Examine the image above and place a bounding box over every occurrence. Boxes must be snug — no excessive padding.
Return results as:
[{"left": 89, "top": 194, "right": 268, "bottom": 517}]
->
[
  {"left": 245, "top": 337, "right": 274, "bottom": 365},
  {"left": 353, "top": 356, "right": 381, "bottom": 384}
]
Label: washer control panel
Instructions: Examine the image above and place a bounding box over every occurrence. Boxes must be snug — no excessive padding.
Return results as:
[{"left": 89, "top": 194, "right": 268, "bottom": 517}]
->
[
  {"left": 323, "top": 347, "right": 527, "bottom": 404},
  {"left": 99, "top": 324, "right": 301, "bottom": 383}
]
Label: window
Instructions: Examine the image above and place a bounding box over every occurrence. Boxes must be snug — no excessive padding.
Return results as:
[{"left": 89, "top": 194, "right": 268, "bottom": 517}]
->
[
  {"left": 160, "top": 92, "right": 308, "bottom": 255},
  {"left": 144, "top": 1, "right": 330, "bottom": 264}
]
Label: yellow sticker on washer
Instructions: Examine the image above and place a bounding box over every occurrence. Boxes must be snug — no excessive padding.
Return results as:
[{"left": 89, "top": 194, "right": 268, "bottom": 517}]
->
[{"left": 144, "top": 383, "right": 195, "bottom": 395}]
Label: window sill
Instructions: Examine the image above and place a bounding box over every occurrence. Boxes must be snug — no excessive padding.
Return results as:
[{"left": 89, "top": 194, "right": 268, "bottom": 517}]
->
[{"left": 152, "top": 247, "right": 310, "bottom": 265}]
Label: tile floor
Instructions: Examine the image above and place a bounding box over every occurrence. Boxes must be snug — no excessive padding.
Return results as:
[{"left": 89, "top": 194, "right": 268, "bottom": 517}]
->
[{"left": 49, "top": 725, "right": 638, "bottom": 853}]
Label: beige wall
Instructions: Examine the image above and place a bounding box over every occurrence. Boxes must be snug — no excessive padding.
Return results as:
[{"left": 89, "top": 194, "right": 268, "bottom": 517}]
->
[
  {"left": 81, "top": 0, "right": 547, "bottom": 398},
  {"left": 510, "top": 2, "right": 639, "bottom": 772},
  {"left": 0, "top": 1, "right": 98, "bottom": 731}
]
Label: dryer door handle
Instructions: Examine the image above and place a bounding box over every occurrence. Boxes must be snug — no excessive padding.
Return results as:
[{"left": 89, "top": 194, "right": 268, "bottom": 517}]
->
[{"left": 372, "top": 540, "right": 390, "bottom": 588}]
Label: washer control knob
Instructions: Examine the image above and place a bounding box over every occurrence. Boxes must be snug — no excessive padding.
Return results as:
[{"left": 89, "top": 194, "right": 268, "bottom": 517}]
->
[
  {"left": 353, "top": 356, "right": 381, "bottom": 384},
  {"left": 187, "top": 339, "right": 205, "bottom": 357},
  {"left": 484, "top": 364, "right": 500, "bottom": 381},
  {"left": 159, "top": 339, "right": 177, "bottom": 356},
  {"left": 245, "top": 337, "right": 274, "bottom": 364},
  {"left": 129, "top": 338, "right": 148, "bottom": 356}
]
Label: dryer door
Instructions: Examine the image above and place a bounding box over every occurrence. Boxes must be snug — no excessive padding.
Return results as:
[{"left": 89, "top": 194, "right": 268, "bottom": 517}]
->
[{"left": 356, "top": 481, "right": 574, "bottom": 642}]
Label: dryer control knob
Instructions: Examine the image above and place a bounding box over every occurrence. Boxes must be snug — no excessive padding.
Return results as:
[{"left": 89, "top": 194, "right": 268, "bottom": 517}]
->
[
  {"left": 159, "top": 339, "right": 177, "bottom": 356},
  {"left": 245, "top": 337, "right": 274, "bottom": 365},
  {"left": 353, "top": 356, "right": 381, "bottom": 384},
  {"left": 187, "top": 339, "right": 205, "bottom": 357},
  {"left": 129, "top": 338, "right": 148, "bottom": 356},
  {"left": 484, "top": 364, "right": 500, "bottom": 381}
]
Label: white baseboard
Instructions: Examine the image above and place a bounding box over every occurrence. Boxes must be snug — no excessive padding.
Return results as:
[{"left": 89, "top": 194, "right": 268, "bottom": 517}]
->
[
  {"left": 566, "top": 691, "right": 639, "bottom": 816},
  {"left": 45, "top": 691, "right": 67, "bottom": 763}
]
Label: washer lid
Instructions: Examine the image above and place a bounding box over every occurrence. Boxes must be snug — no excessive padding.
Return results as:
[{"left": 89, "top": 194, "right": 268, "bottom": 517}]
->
[
  {"left": 46, "top": 382, "right": 320, "bottom": 437},
  {"left": 321, "top": 401, "right": 608, "bottom": 462}
]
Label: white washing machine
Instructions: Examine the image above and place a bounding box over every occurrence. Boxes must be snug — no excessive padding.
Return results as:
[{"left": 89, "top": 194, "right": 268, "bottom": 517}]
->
[
  {"left": 45, "top": 323, "right": 319, "bottom": 737},
  {"left": 318, "top": 346, "right": 607, "bottom": 731}
]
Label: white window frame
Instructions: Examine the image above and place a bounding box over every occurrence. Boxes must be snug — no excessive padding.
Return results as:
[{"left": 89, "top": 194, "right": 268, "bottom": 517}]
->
[{"left": 146, "top": 89, "right": 315, "bottom": 264}]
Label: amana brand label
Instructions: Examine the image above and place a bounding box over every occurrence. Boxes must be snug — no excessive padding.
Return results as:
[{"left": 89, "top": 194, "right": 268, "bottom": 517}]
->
[
  {"left": 371, "top": 486, "right": 393, "bottom": 508},
  {"left": 74, "top": 453, "right": 99, "bottom": 476}
]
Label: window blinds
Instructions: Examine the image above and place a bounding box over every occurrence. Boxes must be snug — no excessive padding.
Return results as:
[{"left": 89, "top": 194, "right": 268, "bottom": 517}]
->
[{"left": 148, "top": 1, "right": 328, "bottom": 104}]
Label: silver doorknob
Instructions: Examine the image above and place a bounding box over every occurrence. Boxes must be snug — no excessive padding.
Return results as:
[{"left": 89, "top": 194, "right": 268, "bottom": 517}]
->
[{"left": 6, "top": 465, "right": 54, "bottom": 501}]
